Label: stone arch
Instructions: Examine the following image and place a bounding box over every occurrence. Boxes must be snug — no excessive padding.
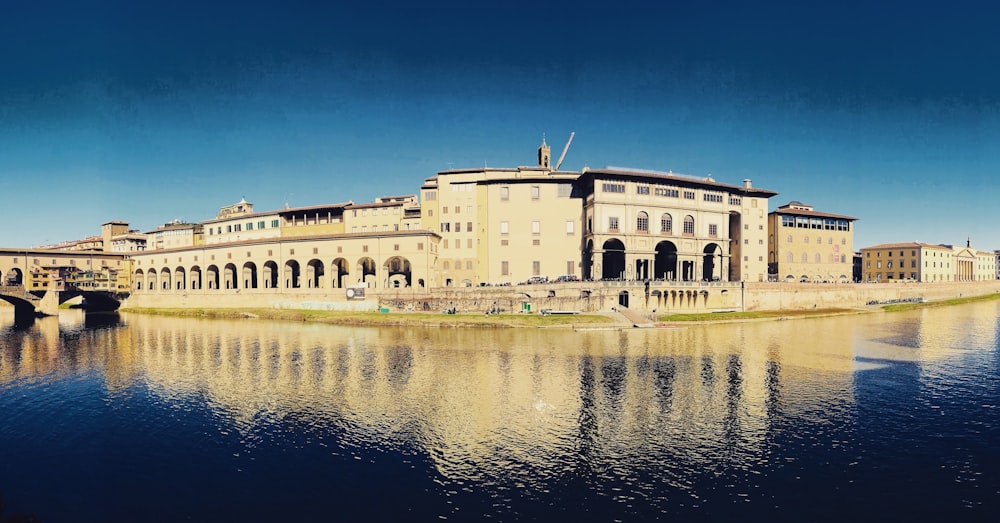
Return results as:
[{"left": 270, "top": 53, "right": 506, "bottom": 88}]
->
[
  {"left": 160, "top": 267, "right": 172, "bottom": 290},
  {"left": 206, "top": 265, "right": 220, "bottom": 290},
  {"left": 174, "top": 266, "right": 186, "bottom": 290},
  {"left": 146, "top": 268, "right": 157, "bottom": 291},
  {"left": 263, "top": 261, "right": 278, "bottom": 289},
  {"left": 601, "top": 238, "right": 626, "bottom": 280},
  {"left": 383, "top": 256, "right": 411, "bottom": 287},
  {"left": 134, "top": 269, "right": 145, "bottom": 291},
  {"left": 284, "top": 260, "right": 301, "bottom": 289},
  {"left": 306, "top": 259, "right": 324, "bottom": 288},
  {"left": 357, "top": 257, "right": 376, "bottom": 287},
  {"left": 702, "top": 243, "right": 723, "bottom": 281},
  {"left": 331, "top": 258, "right": 350, "bottom": 289},
  {"left": 243, "top": 262, "right": 258, "bottom": 289},
  {"left": 224, "top": 263, "right": 238, "bottom": 289},
  {"left": 654, "top": 241, "right": 678, "bottom": 280},
  {"left": 190, "top": 265, "right": 202, "bottom": 290}
]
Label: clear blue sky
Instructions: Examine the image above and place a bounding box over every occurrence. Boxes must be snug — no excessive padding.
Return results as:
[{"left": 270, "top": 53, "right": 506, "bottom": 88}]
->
[{"left": 2, "top": 0, "right": 999, "bottom": 250}]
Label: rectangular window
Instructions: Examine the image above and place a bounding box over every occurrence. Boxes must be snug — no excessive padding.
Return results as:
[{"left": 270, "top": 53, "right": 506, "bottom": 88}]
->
[
  {"left": 532, "top": 261, "right": 541, "bottom": 275},
  {"left": 683, "top": 191, "right": 695, "bottom": 200},
  {"left": 709, "top": 224, "right": 718, "bottom": 237},
  {"left": 500, "top": 187, "right": 509, "bottom": 200},
  {"left": 609, "top": 217, "right": 619, "bottom": 232},
  {"left": 500, "top": 221, "right": 509, "bottom": 234},
  {"left": 271, "top": 219, "right": 279, "bottom": 228},
  {"left": 637, "top": 185, "right": 650, "bottom": 195},
  {"left": 501, "top": 261, "right": 509, "bottom": 275},
  {"left": 467, "top": 238, "right": 473, "bottom": 248},
  {"left": 557, "top": 183, "right": 572, "bottom": 197},
  {"left": 683, "top": 219, "right": 694, "bottom": 235},
  {"left": 566, "top": 221, "right": 575, "bottom": 234},
  {"left": 602, "top": 183, "right": 625, "bottom": 193},
  {"left": 425, "top": 191, "right": 436, "bottom": 201},
  {"left": 531, "top": 186, "right": 540, "bottom": 199},
  {"left": 418, "top": 243, "right": 424, "bottom": 250},
  {"left": 703, "top": 192, "right": 723, "bottom": 203},
  {"left": 655, "top": 186, "right": 679, "bottom": 197},
  {"left": 567, "top": 261, "right": 575, "bottom": 275},
  {"left": 532, "top": 239, "right": 541, "bottom": 246},
  {"left": 467, "top": 221, "right": 472, "bottom": 231},
  {"left": 454, "top": 222, "right": 460, "bottom": 232},
  {"left": 246, "top": 222, "right": 253, "bottom": 230},
  {"left": 531, "top": 221, "right": 540, "bottom": 234},
  {"left": 501, "top": 239, "right": 509, "bottom": 246}
]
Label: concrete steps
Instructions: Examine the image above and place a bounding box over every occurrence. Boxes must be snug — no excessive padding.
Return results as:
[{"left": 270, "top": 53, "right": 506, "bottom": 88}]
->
[{"left": 613, "top": 306, "right": 656, "bottom": 328}]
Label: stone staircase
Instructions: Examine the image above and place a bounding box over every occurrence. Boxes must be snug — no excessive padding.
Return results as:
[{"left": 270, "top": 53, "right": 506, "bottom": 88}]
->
[{"left": 614, "top": 306, "right": 656, "bottom": 328}]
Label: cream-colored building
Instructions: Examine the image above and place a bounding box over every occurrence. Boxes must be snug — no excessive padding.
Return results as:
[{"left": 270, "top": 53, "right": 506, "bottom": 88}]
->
[
  {"left": 581, "top": 169, "right": 776, "bottom": 282},
  {"left": 768, "top": 201, "right": 857, "bottom": 282},
  {"left": 860, "top": 241, "right": 996, "bottom": 282},
  {"left": 146, "top": 221, "right": 204, "bottom": 250}
]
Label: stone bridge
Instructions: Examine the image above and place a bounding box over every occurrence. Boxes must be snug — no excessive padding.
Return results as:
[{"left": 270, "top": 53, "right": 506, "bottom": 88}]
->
[{"left": 0, "top": 285, "right": 125, "bottom": 323}]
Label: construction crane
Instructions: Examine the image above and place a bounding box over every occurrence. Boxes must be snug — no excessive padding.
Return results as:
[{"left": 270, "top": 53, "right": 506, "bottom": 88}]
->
[{"left": 554, "top": 131, "right": 575, "bottom": 171}]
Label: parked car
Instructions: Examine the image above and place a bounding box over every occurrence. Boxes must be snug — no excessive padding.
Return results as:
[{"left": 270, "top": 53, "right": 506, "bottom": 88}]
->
[
  {"left": 523, "top": 276, "right": 549, "bottom": 285},
  {"left": 555, "top": 275, "right": 580, "bottom": 282}
]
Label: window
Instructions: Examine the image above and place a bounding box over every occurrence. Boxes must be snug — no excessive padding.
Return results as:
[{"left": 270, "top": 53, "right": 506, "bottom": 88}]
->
[
  {"left": 683, "top": 191, "right": 695, "bottom": 200},
  {"left": 637, "top": 185, "right": 650, "bottom": 195},
  {"left": 532, "top": 261, "right": 541, "bottom": 275},
  {"left": 637, "top": 211, "right": 649, "bottom": 232},
  {"left": 467, "top": 239, "right": 472, "bottom": 248},
  {"left": 815, "top": 253, "right": 821, "bottom": 263},
  {"left": 703, "top": 192, "right": 723, "bottom": 203},
  {"left": 500, "top": 187, "right": 509, "bottom": 200},
  {"left": 683, "top": 215, "right": 694, "bottom": 235},
  {"left": 566, "top": 221, "right": 575, "bottom": 234},
  {"left": 661, "top": 213, "right": 672, "bottom": 234},
  {"left": 443, "top": 207, "right": 448, "bottom": 214},
  {"left": 655, "top": 186, "right": 679, "bottom": 197},
  {"left": 441, "top": 223, "right": 450, "bottom": 232},
  {"left": 708, "top": 224, "right": 718, "bottom": 237},
  {"left": 271, "top": 219, "right": 279, "bottom": 228},
  {"left": 802, "top": 253, "right": 808, "bottom": 263},
  {"left": 425, "top": 191, "right": 437, "bottom": 201},
  {"left": 466, "top": 261, "right": 473, "bottom": 270},
  {"left": 531, "top": 221, "right": 541, "bottom": 234},
  {"left": 500, "top": 221, "right": 509, "bottom": 234},
  {"left": 444, "top": 240, "right": 449, "bottom": 249},
  {"left": 609, "top": 217, "right": 619, "bottom": 232},
  {"left": 467, "top": 222, "right": 472, "bottom": 231},
  {"left": 558, "top": 183, "right": 572, "bottom": 197},
  {"left": 501, "top": 261, "right": 509, "bottom": 275},
  {"left": 782, "top": 216, "right": 794, "bottom": 227},
  {"left": 531, "top": 186, "right": 540, "bottom": 199},
  {"left": 443, "top": 261, "right": 450, "bottom": 270},
  {"left": 246, "top": 222, "right": 253, "bottom": 230},
  {"left": 804, "top": 236, "right": 809, "bottom": 244},
  {"left": 787, "top": 253, "right": 793, "bottom": 262},
  {"left": 602, "top": 183, "right": 625, "bottom": 193},
  {"left": 454, "top": 206, "right": 460, "bottom": 214},
  {"left": 454, "top": 222, "right": 460, "bottom": 232},
  {"left": 567, "top": 261, "right": 575, "bottom": 275}
]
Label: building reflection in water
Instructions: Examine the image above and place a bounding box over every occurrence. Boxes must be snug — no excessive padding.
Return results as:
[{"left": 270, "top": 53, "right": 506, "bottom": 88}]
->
[{"left": 2, "top": 303, "right": 997, "bottom": 483}]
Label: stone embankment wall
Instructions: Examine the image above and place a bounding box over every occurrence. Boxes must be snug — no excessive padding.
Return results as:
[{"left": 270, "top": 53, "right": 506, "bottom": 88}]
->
[{"left": 122, "top": 280, "right": 1000, "bottom": 314}]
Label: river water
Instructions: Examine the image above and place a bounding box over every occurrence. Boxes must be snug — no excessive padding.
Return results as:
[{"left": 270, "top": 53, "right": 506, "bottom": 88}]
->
[{"left": 1, "top": 303, "right": 998, "bottom": 522}]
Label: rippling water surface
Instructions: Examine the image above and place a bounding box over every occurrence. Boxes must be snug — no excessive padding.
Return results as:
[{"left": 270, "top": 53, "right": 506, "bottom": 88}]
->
[{"left": 1, "top": 303, "right": 998, "bottom": 521}]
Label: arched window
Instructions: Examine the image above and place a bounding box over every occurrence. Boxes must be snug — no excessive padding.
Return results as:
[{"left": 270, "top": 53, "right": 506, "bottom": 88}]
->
[
  {"left": 637, "top": 211, "right": 649, "bottom": 233},
  {"left": 787, "top": 235, "right": 792, "bottom": 243},
  {"left": 443, "top": 261, "right": 450, "bottom": 270},
  {"left": 815, "top": 253, "right": 821, "bottom": 263},
  {"left": 683, "top": 215, "right": 695, "bottom": 235},
  {"left": 804, "top": 236, "right": 809, "bottom": 244},
  {"left": 787, "top": 253, "right": 793, "bottom": 263},
  {"left": 801, "top": 253, "right": 808, "bottom": 263},
  {"left": 661, "top": 213, "right": 672, "bottom": 234}
]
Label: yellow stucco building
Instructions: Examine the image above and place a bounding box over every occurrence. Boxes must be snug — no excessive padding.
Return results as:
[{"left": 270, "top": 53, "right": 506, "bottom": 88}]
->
[
  {"left": 860, "top": 241, "right": 996, "bottom": 282},
  {"left": 767, "top": 201, "right": 857, "bottom": 282}
]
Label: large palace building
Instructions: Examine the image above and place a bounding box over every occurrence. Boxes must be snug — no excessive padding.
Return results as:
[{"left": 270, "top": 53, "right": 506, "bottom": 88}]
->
[{"left": 5, "top": 140, "right": 795, "bottom": 293}]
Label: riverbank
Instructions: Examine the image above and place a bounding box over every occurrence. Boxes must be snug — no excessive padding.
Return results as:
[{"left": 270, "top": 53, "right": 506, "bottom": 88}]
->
[
  {"left": 119, "top": 307, "right": 618, "bottom": 329},
  {"left": 119, "top": 292, "right": 1000, "bottom": 329}
]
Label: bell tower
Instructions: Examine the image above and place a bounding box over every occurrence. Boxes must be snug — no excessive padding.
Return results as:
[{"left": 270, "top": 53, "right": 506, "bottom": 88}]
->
[{"left": 538, "top": 135, "right": 551, "bottom": 169}]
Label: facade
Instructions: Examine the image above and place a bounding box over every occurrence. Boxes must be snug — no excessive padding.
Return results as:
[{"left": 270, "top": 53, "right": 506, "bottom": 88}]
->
[
  {"left": 146, "top": 221, "right": 204, "bottom": 250},
  {"left": 767, "top": 201, "right": 857, "bottom": 282},
  {"left": 859, "top": 241, "right": 996, "bottom": 282},
  {"left": 580, "top": 169, "right": 776, "bottom": 282}
]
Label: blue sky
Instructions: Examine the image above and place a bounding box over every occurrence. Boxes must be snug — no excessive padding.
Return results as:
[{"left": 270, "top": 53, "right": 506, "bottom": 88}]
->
[{"left": 2, "top": 0, "right": 999, "bottom": 250}]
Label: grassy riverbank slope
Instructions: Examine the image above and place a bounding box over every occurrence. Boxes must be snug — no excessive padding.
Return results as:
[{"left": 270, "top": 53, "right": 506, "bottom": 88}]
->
[{"left": 120, "top": 307, "right": 617, "bottom": 329}]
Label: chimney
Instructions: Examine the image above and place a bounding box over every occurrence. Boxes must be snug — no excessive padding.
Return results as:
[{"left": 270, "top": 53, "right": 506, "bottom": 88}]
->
[{"left": 743, "top": 179, "right": 752, "bottom": 189}]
